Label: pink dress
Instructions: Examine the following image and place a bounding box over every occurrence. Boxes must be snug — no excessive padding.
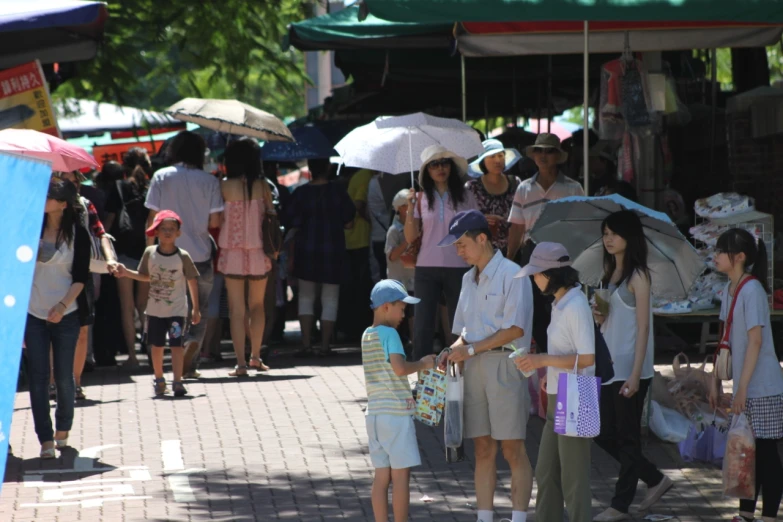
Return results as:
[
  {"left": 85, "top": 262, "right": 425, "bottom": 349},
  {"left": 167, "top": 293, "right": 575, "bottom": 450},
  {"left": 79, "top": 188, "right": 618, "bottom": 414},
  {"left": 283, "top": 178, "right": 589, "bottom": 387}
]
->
[{"left": 217, "top": 199, "right": 272, "bottom": 278}]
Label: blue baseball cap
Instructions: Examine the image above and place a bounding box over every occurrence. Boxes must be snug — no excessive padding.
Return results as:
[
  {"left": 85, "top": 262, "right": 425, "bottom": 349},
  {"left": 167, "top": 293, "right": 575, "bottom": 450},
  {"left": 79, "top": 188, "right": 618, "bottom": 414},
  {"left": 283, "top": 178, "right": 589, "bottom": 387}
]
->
[
  {"left": 437, "top": 210, "right": 489, "bottom": 247},
  {"left": 371, "top": 280, "right": 420, "bottom": 309}
]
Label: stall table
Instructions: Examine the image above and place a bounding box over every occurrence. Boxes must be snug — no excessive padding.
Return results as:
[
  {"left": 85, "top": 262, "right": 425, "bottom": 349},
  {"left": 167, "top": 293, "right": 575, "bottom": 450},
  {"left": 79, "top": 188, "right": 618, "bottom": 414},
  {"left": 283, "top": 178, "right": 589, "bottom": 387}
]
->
[{"left": 654, "top": 308, "right": 783, "bottom": 354}]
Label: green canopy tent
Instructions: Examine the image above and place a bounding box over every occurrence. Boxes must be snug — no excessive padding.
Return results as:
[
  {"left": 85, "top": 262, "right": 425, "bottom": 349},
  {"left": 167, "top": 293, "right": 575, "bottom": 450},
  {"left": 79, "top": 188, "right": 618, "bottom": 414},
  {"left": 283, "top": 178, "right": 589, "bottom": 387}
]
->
[
  {"left": 364, "top": 0, "right": 783, "bottom": 194},
  {"left": 283, "top": 5, "right": 452, "bottom": 51}
]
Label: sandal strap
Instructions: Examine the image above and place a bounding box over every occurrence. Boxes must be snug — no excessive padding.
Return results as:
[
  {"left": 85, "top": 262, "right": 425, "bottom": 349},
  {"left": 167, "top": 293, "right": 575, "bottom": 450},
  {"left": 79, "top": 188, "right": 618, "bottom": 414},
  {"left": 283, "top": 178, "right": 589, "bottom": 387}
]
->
[{"left": 234, "top": 365, "right": 249, "bottom": 370}]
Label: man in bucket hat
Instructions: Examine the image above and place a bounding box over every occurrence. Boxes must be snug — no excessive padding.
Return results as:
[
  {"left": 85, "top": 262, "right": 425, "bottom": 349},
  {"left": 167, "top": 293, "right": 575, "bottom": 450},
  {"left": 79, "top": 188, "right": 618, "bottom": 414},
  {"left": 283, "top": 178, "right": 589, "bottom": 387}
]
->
[
  {"left": 506, "top": 133, "right": 583, "bottom": 353},
  {"left": 437, "top": 210, "right": 534, "bottom": 522}
]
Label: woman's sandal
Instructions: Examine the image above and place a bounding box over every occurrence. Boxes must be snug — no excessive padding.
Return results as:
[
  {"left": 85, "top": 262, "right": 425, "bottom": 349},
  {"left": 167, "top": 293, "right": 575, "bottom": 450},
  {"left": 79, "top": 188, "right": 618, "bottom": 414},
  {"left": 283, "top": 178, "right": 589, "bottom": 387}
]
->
[
  {"left": 40, "top": 444, "right": 56, "bottom": 460},
  {"left": 228, "top": 365, "right": 249, "bottom": 377},
  {"left": 249, "top": 357, "right": 270, "bottom": 372},
  {"left": 75, "top": 387, "right": 86, "bottom": 401},
  {"left": 153, "top": 377, "right": 168, "bottom": 397}
]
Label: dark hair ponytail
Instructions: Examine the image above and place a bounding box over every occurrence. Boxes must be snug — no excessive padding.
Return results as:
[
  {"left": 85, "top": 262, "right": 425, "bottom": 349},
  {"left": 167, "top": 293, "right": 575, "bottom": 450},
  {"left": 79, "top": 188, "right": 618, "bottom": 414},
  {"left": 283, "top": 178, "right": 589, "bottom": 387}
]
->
[{"left": 715, "top": 228, "right": 769, "bottom": 292}]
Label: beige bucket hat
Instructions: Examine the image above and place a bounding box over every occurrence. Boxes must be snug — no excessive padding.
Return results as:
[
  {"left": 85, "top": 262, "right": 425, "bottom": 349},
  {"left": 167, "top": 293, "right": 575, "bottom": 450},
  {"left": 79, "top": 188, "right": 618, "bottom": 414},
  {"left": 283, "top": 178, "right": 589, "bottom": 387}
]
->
[{"left": 524, "top": 133, "right": 568, "bottom": 164}]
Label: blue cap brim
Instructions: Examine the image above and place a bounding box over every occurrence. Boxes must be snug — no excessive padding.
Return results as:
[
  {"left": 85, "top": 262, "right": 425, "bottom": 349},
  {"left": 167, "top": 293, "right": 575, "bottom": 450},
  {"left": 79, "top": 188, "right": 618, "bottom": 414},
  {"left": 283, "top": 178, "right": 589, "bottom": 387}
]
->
[
  {"left": 403, "top": 295, "right": 420, "bottom": 305},
  {"left": 437, "top": 234, "right": 459, "bottom": 247}
]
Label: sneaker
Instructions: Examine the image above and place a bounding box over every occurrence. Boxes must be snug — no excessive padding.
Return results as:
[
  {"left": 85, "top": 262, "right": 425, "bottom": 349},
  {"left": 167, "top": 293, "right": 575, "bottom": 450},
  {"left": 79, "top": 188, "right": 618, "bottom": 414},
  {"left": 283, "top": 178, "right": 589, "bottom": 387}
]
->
[
  {"left": 183, "top": 370, "right": 201, "bottom": 379},
  {"left": 638, "top": 475, "right": 673, "bottom": 511},
  {"left": 593, "top": 507, "right": 630, "bottom": 521}
]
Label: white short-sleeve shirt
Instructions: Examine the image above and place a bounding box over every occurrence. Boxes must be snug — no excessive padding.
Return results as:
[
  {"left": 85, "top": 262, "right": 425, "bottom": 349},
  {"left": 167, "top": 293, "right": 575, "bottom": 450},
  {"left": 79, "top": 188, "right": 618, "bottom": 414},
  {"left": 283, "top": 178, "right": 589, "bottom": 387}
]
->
[
  {"left": 452, "top": 251, "right": 533, "bottom": 350},
  {"left": 508, "top": 173, "right": 584, "bottom": 241},
  {"left": 546, "top": 285, "right": 595, "bottom": 394}
]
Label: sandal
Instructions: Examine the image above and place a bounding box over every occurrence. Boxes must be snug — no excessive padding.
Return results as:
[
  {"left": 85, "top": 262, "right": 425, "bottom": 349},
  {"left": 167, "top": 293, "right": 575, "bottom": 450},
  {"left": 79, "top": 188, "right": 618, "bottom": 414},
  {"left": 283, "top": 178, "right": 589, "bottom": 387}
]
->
[
  {"left": 228, "top": 365, "right": 249, "bottom": 377},
  {"left": 249, "top": 357, "right": 270, "bottom": 372},
  {"left": 75, "top": 387, "right": 86, "bottom": 401},
  {"left": 172, "top": 381, "right": 188, "bottom": 397},
  {"left": 153, "top": 377, "right": 168, "bottom": 397}
]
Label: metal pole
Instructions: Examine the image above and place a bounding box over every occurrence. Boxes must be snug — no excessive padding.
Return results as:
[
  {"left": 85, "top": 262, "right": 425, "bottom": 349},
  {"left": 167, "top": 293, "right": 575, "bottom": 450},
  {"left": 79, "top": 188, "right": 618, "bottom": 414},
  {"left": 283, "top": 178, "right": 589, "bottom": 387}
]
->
[
  {"left": 547, "top": 55, "right": 553, "bottom": 132},
  {"left": 512, "top": 65, "right": 518, "bottom": 127},
  {"left": 709, "top": 48, "right": 717, "bottom": 175},
  {"left": 461, "top": 54, "right": 467, "bottom": 122},
  {"left": 583, "top": 21, "right": 590, "bottom": 195}
]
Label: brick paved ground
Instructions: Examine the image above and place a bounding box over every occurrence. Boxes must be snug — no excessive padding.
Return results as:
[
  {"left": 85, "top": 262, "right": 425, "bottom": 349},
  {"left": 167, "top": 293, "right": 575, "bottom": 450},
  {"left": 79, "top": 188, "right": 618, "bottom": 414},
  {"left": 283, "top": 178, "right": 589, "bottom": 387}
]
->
[{"left": 1, "top": 333, "right": 740, "bottom": 522}]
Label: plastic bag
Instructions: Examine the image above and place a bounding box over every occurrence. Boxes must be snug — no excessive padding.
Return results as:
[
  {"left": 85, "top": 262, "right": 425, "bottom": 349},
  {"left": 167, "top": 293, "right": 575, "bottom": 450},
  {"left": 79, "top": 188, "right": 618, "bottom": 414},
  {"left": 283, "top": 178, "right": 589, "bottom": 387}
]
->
[
  {"left": 722, "top": 413, "right": 756, "bottom": 500},
  {"left": 444, "top": 362, "right": 464, "bottom": 448},
  {"left": 649, "top": 401, "right": 691, "bottom": 443}
]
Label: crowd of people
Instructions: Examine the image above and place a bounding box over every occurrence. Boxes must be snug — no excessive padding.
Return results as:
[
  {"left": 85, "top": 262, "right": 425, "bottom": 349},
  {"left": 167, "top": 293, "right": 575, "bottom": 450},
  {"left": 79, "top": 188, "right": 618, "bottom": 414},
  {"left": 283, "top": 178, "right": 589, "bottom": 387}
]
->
[{"left": 19, "top": 128, "right": 783, "bottom": 522}]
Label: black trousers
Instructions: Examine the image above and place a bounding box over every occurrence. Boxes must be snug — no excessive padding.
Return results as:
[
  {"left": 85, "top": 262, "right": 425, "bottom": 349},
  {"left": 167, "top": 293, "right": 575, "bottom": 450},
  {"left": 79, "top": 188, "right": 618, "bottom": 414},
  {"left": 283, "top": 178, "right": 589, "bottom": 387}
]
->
[
  {"left": 519, "top": 240, "right": 553, "bottom": 353},
  {"left": 740, "top": 437, "right": 783, "bottom": 518},
  {"left": 372, "top": 241, "right": 387, "bottom": 281},
  {"left": 338, "top": 247, "right": 373, "bottom": 340},
  {"left": 595, "top": 378, "right": 664, "bottom": 513}
]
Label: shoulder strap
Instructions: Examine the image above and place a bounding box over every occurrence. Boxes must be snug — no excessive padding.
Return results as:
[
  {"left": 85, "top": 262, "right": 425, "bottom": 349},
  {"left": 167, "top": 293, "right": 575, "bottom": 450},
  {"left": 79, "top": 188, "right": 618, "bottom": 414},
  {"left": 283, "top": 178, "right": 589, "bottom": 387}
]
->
[
  {"left": 722, "top": 276, "right": 757, "bottom": 343},
  {"left": 115, "top": 180, "right": 125, "bottom": 206}
]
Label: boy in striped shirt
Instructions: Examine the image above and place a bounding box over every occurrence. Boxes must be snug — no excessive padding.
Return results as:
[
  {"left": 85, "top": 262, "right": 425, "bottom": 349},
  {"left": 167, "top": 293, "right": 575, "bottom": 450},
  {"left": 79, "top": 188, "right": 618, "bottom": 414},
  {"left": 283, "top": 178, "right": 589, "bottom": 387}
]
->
[{"left": 363, "top": 280, "right": 435, "bottom": 522}]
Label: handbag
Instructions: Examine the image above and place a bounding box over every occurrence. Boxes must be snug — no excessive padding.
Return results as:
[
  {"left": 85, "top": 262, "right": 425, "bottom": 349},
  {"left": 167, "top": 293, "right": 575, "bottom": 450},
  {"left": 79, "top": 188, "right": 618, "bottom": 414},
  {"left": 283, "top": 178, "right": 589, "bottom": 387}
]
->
[
  {"left": 414, "top": 367, "right": 447, "bottom": 426},
  {"left": 261, "top": 184, "right": 283, "bottom": 258},
  {"left": 594, "top": 324, "right": 615, "bottom": 384},
  {"left": 554, "top": 355, "right": 602, "bottom": 438},
  {"left": 400, "top": 194, "right": 422, "bottom": 269},
  {"left": 113, "top": 180, "right": 133, "bottom": 235},
  {"left": 714, "top": 276, "right": 756, "bottom": 381}
]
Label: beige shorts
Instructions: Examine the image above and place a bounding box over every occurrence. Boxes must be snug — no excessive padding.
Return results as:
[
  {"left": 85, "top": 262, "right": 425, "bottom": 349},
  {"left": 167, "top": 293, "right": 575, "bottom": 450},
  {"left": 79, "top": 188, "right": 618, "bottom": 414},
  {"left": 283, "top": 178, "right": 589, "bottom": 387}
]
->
[{"left": 464, "top": 351, "right": 530, "bottom": 440}]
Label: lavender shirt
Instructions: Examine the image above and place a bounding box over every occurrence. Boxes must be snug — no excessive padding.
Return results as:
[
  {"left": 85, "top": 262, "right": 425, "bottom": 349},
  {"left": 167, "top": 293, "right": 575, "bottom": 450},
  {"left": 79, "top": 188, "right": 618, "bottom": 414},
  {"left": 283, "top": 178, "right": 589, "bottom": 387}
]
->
[{"left": 413, "top": 190, "right": 478, "bottom": 268}]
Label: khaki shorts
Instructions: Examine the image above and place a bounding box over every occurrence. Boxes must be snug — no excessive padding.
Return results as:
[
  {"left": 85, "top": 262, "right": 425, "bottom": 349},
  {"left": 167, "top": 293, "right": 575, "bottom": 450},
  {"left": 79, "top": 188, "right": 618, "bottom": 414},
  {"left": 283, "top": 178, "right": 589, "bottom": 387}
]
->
[{"left": 464, "top": 351, "right": 530, "bottom": 440}]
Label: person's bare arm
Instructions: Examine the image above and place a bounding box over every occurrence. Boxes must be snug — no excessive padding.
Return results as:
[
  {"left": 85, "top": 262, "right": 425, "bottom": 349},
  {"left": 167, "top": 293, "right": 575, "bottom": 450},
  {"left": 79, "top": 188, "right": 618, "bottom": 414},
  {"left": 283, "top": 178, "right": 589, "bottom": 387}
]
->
[
  {"left": 388, "top": 240, "right": 409, "bottom": 262},
  {"left": 447, "top": 326, "right": 524, "bottom": 363},
  {"left": 187, "top": 278, "right": 201, "bottom": 325},
  {"left": 104, "top": 213, "right": 116, "bottom": 233},
  {"left": 114, "top": 264, "right": 151, "bottom": 282},
  {"left": 507, "top": 223, "right": 526, "bottom": 260},
  {"left": 390, "top": 353, "right": 436, "bottom": 377},
  {"left": 209, "top": 211, "right": 222, "bottom": 229},
  {"left": 622, "top": 272, "right": 652, "bottom": 397}
]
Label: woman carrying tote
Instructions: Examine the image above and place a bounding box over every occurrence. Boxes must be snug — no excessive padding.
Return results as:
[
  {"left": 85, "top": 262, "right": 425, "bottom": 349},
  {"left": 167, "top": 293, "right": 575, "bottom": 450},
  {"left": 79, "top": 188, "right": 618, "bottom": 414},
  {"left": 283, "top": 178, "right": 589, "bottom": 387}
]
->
[
  {"left": 465, "top": 139, "right": 521, "bottom": 255},
  {"left": 513, "top": 242, "right": 595, "bottom": 522},
  {"left": 404, "top": 145, "right": 478, "bottom": 361},
  {"left": 592, "top": 210, "right": 671, "bottom": 521},
  {"left": 25, "top": 179, "right": 90, "bottom": 458}
]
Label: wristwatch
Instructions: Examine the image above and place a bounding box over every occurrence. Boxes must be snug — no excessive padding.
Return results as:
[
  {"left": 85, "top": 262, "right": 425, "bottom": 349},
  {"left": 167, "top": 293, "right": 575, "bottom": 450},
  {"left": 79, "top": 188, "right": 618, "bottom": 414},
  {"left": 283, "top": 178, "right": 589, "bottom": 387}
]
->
[{"left": 467, "top": 344, "right": 475, "bottom": 357}]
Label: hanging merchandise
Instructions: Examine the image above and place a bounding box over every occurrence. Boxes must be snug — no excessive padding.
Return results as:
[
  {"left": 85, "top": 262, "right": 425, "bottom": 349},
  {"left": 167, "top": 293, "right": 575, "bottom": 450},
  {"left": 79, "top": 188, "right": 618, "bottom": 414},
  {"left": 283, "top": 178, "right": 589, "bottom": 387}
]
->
[
  {"left": 599, "top": 57, "right": 653, "bottom": 141},
  {"left": 694, "top": 193, "right": 755, "bottom": 219}
]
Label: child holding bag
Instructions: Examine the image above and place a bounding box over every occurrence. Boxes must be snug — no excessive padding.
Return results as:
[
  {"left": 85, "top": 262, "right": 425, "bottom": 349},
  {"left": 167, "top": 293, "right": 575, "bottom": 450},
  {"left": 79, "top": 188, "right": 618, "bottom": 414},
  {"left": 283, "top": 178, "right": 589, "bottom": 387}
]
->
[
  {"left": 513, "top": 242, "right": 595, "bottom": 522},
  {"left": 709, "top": 228, "right": 783, "bottom": 522}
]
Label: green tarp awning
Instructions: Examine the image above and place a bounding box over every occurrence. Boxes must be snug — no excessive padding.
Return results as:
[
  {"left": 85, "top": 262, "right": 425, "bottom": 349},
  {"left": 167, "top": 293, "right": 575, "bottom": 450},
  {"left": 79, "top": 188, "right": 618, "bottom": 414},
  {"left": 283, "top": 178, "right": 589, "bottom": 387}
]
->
[
  {"left": 364, "top": 0, "right": 783, "bottom": 23},
  {"left": 284, "top": 5, "right": 453, "bottom": 51}
]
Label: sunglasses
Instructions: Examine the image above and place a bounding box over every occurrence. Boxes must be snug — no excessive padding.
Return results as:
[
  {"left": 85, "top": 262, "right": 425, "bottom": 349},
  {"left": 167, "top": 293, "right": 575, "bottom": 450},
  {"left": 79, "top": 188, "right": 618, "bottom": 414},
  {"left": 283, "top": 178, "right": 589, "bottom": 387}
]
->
[
  {"left": 427, "top": 159, "right": 451, "bottom": 169},
  {"left": 532, "top": 147, "right": 559, "bottom": 155}
]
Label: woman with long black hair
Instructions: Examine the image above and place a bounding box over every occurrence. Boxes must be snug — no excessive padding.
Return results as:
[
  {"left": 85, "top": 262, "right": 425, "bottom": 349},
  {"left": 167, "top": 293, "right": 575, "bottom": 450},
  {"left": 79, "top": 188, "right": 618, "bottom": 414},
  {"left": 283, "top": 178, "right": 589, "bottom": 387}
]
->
[
  {"left": 404, "top": 145, "right": 478, "bottom": 361},
  {"left": 25, "top": 179, "right": 90, "bottom": 458},
  {"left": 592, "top": 210, "right": 670, "bottom": 521}
]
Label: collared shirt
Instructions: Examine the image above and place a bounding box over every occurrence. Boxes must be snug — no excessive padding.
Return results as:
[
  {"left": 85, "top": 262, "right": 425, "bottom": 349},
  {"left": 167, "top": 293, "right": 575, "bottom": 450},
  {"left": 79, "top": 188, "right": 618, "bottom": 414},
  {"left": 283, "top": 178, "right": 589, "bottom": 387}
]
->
[
  {"left": 413, "top": 189, "right": 478, "bottom": 268},
  {"left": 508, "top": 172, "right": 584, "bottom": 241},
  {"left": 145, "top": 164, "right": 224, "bottom": 263},
  {"left": 452, "top": 251, "right": 533, "bottom": 350},
  {"left": 546, "top": 285, "right": 595, "bottom": 394}
]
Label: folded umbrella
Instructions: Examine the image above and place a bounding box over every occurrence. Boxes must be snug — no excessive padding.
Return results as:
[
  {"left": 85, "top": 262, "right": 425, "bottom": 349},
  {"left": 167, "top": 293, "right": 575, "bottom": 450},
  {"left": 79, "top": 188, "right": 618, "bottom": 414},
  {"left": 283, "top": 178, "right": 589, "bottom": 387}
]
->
[
  {"left": 166, "top": 98, "right": 294, "bottom": 142},
  {"left": 0, "top": 128, "right": 97, "bottom": 171},
  {"left": 529, "top": 194, "right": 705, "bottom": 299},
  {"left": 334, "top": 112, "right": 483, "bottom": 185}
]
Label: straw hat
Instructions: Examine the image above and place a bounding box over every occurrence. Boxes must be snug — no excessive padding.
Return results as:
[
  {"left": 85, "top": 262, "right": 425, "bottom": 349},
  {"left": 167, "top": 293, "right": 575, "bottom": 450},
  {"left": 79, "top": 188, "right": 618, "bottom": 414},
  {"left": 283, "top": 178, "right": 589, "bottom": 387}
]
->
[
  {"left": 523, "top": 133, "right": 568, "bottom": 164},
  {"left": 418, "top": 145, "right": 469, "bottom": 187},
  {"left": 468, "top": 139, "right": 521, "bottom": 178}
]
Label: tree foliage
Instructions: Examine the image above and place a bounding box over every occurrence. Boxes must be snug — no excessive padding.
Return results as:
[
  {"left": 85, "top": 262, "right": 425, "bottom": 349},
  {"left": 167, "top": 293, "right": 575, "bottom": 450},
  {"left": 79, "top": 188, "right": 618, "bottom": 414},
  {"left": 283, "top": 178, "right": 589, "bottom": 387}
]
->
[{"left": 55, "top": 0, "right": 309, "bottom": 118}]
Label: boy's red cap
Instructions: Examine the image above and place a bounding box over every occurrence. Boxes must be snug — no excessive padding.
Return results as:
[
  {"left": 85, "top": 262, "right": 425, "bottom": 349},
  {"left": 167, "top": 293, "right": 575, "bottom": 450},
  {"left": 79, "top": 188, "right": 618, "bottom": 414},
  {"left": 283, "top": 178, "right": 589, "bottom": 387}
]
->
[{"left": 146, "top": 210, "right": 182, "bottom": 236}]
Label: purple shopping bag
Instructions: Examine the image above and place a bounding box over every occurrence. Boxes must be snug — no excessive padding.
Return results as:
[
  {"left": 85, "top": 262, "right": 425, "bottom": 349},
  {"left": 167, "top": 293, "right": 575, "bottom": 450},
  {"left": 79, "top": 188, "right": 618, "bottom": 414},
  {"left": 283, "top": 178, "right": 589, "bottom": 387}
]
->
[
  {"left": 554, "top": 357, "right": 602, "bottom": 438},
  {"left": 678, "top": 416, "right": 728, "bottom": 466}
]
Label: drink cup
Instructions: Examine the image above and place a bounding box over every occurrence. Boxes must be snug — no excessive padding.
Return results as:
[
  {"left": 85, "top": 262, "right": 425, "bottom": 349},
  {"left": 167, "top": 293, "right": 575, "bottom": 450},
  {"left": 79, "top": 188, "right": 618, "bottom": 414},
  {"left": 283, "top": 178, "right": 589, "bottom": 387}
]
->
[
  {"left": 594, "top": 288, "right": 611, "bottom": 316},
  {"left": 508, "top": 346, "right": 536, "bottom": 378}
]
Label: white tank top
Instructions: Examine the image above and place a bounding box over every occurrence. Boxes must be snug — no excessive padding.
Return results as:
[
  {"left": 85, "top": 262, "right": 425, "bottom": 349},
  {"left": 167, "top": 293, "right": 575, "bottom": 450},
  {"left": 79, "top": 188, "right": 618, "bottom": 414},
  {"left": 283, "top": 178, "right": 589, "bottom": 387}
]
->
[{"left": 600, "top": 279, "right": 655, "bottom": 385}]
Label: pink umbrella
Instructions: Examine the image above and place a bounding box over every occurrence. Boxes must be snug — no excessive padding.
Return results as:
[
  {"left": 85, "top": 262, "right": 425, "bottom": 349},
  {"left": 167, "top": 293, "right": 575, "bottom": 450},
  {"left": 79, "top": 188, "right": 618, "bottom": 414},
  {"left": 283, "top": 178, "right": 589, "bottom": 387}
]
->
[{"left": 0, "top": 129, "right": 98, "bottom": 172}]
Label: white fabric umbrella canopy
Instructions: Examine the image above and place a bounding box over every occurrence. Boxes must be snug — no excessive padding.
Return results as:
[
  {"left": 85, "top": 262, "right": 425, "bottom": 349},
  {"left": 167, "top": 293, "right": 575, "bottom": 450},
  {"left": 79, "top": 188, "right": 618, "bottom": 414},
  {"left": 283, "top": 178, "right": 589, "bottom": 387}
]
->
[
  {"left": 334, "top": 112, "right": 484, "bottom": 184},
  {"left": 529, "top": 194, "right": 705, "bottom": 299},
  {"left": 166, "top": 98, "right": 293, "bottom": 142}
]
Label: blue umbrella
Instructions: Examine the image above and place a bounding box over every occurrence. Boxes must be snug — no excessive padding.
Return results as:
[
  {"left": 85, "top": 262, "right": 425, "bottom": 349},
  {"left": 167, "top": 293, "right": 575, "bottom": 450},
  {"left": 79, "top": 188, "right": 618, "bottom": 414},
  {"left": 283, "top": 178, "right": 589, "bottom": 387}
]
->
[
  {"left": 261, "top": 126, "right": 336, "bottom": 162},
  {"left": 529, "top": 194, "right": 705, "bottom": 299}
]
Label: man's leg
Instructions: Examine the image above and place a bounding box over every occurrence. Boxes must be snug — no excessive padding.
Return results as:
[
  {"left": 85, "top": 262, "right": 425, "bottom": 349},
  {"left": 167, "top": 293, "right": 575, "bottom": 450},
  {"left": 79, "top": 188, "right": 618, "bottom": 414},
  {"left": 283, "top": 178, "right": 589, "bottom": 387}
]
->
[
  {"left": 473, "top": 436, "right": 498, "bottom": 514},
  {"left": 501, "top": 439, "right": 533, "bottom": 513}
]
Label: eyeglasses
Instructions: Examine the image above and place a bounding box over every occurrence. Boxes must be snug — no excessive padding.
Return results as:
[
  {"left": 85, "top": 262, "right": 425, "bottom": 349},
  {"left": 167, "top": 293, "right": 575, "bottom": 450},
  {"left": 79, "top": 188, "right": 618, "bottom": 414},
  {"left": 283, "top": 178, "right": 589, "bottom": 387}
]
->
[
  {"left": 532, "top": 147, "right": 559, "bottom": 155},
  {"left": 427, "top": 159, "right": 451, "bottom": 169}
]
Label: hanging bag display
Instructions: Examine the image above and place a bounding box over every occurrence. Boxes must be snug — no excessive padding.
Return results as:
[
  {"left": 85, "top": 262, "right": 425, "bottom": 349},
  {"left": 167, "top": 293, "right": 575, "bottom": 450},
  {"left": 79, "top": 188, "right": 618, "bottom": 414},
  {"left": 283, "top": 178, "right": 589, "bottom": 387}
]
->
[
  {"left": 714, "top": 276, "right": 756, "bottom": 381},
  {"left": 400, "top": 194, "right": 422, "bottom": 269},
  {"left": 554, "top": 355, "right": 602, "bottom": 438}
]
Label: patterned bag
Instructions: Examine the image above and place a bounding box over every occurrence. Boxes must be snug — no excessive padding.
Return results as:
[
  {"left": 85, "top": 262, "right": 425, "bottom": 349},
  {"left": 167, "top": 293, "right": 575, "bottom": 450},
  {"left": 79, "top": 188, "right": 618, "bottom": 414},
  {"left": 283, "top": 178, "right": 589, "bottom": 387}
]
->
[
  {"left": 414, "top": 367, "right": 447, "bottom": 426},
  {"left": 554, "top": 355, "right": 601, "bottom": 438},
  {"left": 399, "top": 194, "right": 422, "bottom": 269}
]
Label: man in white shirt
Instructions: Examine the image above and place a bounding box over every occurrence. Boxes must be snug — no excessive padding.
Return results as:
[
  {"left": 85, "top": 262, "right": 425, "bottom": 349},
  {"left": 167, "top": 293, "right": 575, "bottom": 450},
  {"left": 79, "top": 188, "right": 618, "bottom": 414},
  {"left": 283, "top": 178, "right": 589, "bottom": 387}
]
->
[
  {"left": 506, "top": 133, "right": 583, "bottom": 353},
  {"left": 145, "top": 131, "right": 224, "bottom": 377},
  {"left": 438, "top": 210, "right": 534, "bottom": 522}
]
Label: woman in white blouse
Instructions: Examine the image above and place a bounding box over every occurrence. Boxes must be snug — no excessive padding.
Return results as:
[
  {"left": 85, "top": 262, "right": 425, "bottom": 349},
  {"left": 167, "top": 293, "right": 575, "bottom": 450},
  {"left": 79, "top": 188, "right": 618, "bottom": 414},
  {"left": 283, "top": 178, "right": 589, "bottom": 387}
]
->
[{"left": 513, "top": 242, "right": 595, "bottom": 522}]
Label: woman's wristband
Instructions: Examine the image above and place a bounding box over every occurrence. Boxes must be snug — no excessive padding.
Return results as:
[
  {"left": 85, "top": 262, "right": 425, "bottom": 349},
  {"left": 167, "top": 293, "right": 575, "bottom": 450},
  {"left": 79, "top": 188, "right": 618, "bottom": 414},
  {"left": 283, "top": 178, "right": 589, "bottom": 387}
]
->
[{"left": 57, "top": 301, "right": 68, "bottom": 310}]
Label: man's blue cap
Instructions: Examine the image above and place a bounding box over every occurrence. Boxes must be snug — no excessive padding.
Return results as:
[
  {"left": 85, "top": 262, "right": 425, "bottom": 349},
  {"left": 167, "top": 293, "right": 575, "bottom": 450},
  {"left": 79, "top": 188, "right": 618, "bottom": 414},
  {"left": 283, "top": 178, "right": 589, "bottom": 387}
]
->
[
  {"left": 437, "top": 210, "right": 489, "bottom": 247},
  {"left": 371, "top": 280, "right": 420, "bottom": 309}
]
